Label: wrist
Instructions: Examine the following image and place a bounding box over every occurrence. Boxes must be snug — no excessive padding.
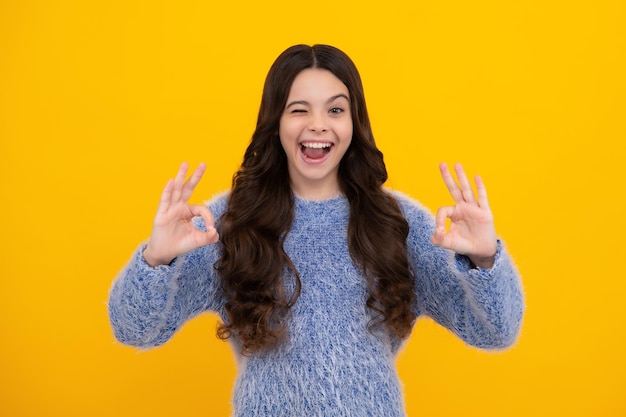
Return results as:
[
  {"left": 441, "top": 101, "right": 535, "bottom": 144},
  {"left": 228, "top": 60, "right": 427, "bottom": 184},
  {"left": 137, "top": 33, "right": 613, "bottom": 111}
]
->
[
  {"left": 469, "top": 255, "right": 495, "bottom": 269},
  {"left": 468, "top": 243, "right": 498, "bottom": 269},
  {"left": 142, "top": 246, "right": 174, "bottom": 267}
]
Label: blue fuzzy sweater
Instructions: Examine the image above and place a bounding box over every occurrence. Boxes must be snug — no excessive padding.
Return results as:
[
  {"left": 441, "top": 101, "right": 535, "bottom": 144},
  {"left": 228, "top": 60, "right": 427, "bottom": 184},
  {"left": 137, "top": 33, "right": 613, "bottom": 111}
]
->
[{"left": 108, "top": 191, "right": 524, "bottom": 416}]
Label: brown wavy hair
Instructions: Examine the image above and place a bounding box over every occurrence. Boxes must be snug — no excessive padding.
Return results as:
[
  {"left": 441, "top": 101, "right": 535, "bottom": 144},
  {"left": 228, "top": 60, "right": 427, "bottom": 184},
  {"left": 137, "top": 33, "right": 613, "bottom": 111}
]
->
[{"left": 216, "top": 44, "right": 416, "bottom": 354}]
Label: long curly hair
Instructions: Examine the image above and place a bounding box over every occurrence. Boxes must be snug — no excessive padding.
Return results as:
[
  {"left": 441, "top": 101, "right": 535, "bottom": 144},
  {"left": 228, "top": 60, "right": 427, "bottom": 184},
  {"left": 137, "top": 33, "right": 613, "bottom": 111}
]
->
[{"left": 216, "top": 44, "right": 416, "bottom": 354}]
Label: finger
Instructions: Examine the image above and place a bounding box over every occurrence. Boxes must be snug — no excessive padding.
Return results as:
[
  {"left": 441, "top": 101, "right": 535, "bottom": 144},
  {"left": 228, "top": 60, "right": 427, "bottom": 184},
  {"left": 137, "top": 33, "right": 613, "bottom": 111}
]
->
[
  {"left": 454, "top": 163, "right": 476, "bottom": 203},
  {"left": 189, "top": 204, "right": 215, "bottom": 228},
  {"left": 189, "top": 204, "right": 219, "bottom": 245},
  {"left": 180, "top": 162, "right": 207, "bottom": 202},
  {"left": 170, "top": 162, "right": 189, "bottom": 203},
  {"left": 156, "top": 179, "right": 174, "bottom": 215},
  {"left": 431, "top": 207, "right": 450, "bottom": 247},
  {"left": 434, "top": 205, "right": 454, "bottom": 232},
  {"left": 474, "top": 174, "right": 490, "bottom": 209},
  {"left": 431, "top": 206, "right": 456, "bottom": 248},
  {"left": 439, "top": 162, "right": 463, "bottom": 202}
]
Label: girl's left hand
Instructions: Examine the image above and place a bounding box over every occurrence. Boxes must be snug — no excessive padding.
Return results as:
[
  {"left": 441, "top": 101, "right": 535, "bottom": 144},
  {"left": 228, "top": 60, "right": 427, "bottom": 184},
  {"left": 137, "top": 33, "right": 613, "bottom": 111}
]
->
[{"left": 431, "top": 163, "right": 498, "bottom": 269}]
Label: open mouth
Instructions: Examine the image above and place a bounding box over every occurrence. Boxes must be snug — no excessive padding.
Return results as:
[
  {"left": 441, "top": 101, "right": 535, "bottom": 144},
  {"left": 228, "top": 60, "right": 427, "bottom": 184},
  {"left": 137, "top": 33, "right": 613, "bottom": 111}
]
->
[{"left": 300, "top": 142, "right": 333, "bottom": 161}]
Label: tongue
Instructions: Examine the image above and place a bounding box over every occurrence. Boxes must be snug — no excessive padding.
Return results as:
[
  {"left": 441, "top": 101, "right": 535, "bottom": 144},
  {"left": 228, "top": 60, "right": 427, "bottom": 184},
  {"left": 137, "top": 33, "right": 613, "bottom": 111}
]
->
[{"left": 302, "top": 147, "right": 327, "bottom": 159}]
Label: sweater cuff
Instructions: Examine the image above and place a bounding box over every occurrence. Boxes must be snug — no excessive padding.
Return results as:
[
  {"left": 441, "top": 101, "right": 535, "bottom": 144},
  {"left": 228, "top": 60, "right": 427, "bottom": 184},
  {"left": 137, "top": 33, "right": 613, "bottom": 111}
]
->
[{"left": 108, "top": 244, "right": 183, "bottom": 348}]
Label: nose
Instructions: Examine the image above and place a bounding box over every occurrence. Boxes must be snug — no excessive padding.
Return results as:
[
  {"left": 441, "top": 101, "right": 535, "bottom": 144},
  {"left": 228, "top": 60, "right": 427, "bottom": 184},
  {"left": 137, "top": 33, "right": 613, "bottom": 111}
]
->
[{"left": 307, "top": 112, "right": 328, "bottom": 133}]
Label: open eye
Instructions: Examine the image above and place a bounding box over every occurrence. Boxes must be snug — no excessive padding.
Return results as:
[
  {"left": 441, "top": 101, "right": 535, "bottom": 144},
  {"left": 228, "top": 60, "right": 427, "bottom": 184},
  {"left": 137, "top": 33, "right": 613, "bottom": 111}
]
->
[{"left": 329, "top": 107, "right": 344, "bottom": 114}]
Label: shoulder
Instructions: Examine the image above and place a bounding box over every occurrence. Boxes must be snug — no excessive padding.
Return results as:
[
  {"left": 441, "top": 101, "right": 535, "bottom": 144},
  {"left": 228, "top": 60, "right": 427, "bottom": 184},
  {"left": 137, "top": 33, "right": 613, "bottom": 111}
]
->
[
  {"left": 385, "top": 189, "right": 434, "bottom": 226},
  {"left": 205, "top": 190, "right": 230, "bottom": 219}
]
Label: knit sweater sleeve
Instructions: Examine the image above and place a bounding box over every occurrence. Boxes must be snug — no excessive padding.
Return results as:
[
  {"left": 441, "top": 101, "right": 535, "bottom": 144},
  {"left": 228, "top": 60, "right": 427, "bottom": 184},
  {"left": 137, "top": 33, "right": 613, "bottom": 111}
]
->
[
  {"left": 107, "top": 193, "right": 228, "bottom": 349},
  {"left": 394, "top": 192, "right": 525, "bottom": 350}
]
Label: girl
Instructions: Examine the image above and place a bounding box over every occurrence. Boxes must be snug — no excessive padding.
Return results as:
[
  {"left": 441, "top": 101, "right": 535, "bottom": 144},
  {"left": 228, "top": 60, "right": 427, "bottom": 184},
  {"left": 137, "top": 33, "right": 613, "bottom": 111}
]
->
[{"left": 108, "top": 44, "right": 524, "bottom": 416}]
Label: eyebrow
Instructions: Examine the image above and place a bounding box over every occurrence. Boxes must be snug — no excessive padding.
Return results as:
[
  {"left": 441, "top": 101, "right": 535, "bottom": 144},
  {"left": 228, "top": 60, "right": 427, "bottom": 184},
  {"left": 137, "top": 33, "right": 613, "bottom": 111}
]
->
[{"left": 286, "top": 93, "right": 350, "bottom": 109}]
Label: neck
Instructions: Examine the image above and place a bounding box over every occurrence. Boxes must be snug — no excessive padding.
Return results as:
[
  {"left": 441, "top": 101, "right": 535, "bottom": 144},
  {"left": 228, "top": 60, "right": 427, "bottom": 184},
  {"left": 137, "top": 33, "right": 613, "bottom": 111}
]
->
[{"left": 290, "top": 179, "right": 343, "bottom": 201}]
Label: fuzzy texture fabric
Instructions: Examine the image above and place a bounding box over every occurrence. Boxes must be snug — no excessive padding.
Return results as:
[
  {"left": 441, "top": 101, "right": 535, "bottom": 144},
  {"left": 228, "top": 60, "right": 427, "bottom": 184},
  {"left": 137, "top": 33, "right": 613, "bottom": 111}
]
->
[{"left": 108, "top": 191, "right": 524, "bottom": 417}]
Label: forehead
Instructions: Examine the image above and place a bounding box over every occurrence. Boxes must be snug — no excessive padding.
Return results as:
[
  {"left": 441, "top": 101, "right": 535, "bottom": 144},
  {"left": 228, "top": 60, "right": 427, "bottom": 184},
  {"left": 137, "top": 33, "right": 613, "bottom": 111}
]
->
[{"left": 287, "top": 68, "right": 349, "bottom": 99}]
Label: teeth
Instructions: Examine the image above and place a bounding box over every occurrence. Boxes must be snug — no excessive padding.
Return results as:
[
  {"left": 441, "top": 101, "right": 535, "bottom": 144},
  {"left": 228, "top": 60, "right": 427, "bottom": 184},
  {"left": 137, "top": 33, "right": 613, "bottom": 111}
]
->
[{"left": 301, "top": 142, "right": 332, "bottom": 149}]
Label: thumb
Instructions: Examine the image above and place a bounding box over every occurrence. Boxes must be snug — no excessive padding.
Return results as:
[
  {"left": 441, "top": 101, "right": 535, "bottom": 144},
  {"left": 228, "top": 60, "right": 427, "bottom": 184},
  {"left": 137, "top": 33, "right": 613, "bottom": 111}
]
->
[
  {"left": 430, "top": 227, "right": 445, "bottom": 247},
  {"left": 190, "top": 204, "right": 219, "bottom": 246},
  {"left": 195, "top": 226, "right": 220, "bottom": 247}
]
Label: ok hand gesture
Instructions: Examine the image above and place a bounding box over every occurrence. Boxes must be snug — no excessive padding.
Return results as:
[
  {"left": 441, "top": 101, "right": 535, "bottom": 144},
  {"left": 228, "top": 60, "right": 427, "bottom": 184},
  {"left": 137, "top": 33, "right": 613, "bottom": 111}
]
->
[
  {"left": 143, "top": 162, "right": 219, "bottom": 267},
  {"left": 430, "top": 163, "right": 498, "bottom": 269}
]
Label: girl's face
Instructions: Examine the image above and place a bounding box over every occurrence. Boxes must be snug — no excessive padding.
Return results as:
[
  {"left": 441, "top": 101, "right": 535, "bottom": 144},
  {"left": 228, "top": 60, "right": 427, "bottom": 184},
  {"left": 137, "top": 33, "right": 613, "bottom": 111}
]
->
[{"left": 279, "top": 68, "right": 353, "bottom": 200}]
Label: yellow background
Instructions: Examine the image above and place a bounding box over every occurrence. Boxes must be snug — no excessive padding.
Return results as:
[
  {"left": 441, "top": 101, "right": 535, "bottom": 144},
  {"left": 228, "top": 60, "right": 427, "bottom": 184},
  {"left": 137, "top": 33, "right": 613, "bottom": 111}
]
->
[{"left": 1, "top": 0, "right": 624, "bottom": 416}]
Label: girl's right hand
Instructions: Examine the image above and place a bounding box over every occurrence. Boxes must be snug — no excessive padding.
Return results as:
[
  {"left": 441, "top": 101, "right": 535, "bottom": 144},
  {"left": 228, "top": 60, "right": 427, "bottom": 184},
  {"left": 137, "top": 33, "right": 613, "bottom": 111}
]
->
[{"left": 142, "top": 162, "right": 219, "bottom": 267}]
